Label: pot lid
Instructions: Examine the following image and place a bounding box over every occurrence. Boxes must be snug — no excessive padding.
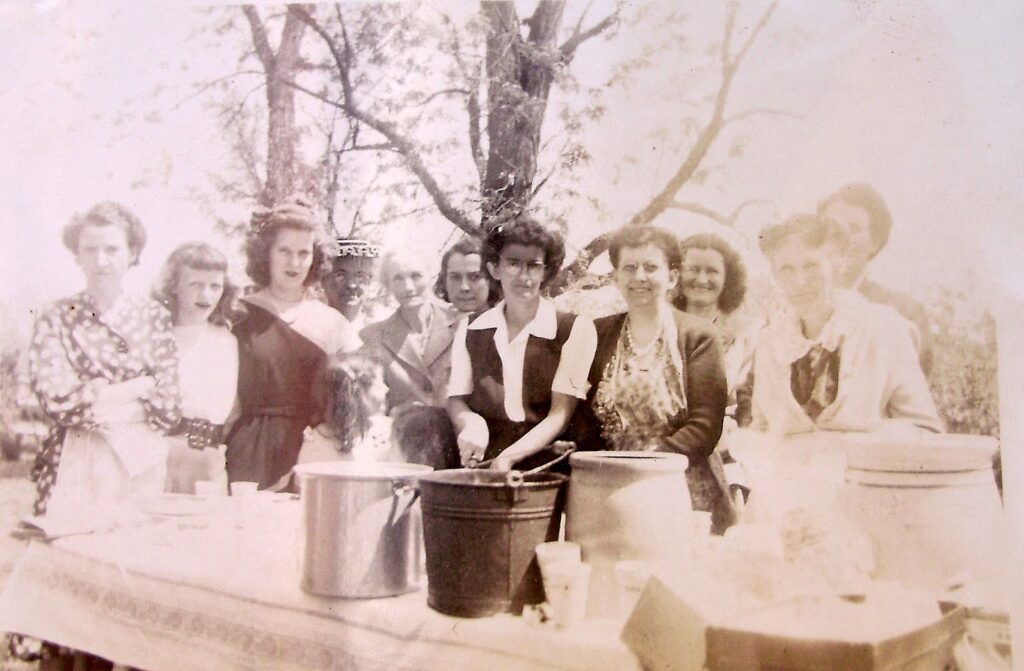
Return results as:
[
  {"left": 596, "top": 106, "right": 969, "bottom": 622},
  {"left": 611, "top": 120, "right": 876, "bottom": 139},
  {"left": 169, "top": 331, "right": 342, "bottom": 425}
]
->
[
  {"left": 841, "top": 433, "right": 998, "bottom": 473},
  {"left": 293, "top": 461, "right": 432, "bottom": 481}
]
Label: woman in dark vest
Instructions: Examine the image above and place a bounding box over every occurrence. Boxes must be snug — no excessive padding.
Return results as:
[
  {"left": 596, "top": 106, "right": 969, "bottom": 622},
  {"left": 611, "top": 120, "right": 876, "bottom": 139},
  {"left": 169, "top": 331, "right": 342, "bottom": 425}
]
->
[
  {"left": 447, "top": 216, "right": 597, "bottom": 472},
  {"left": 571, "top": 225, "right": 736, "bottom": 533}
]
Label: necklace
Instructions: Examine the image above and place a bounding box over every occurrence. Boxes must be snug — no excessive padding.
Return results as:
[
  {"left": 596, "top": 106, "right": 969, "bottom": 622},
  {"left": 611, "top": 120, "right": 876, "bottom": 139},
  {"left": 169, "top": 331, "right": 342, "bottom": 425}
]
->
[{"left": 623, "top": 321, "right": 661, "bottom": 371}]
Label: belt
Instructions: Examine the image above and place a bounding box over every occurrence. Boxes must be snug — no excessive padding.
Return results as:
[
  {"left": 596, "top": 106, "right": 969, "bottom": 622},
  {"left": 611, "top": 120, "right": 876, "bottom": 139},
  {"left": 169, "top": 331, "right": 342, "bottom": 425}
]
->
[{"left": 170, "top": 417, "right": 225, "bottom": 450}]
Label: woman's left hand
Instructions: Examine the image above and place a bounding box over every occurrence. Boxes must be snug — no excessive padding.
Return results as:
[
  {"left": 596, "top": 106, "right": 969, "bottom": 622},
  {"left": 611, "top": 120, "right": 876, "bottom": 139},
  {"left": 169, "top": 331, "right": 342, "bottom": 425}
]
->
[{"left": 489, "top": 455, "right": 517, "bottom": 472}]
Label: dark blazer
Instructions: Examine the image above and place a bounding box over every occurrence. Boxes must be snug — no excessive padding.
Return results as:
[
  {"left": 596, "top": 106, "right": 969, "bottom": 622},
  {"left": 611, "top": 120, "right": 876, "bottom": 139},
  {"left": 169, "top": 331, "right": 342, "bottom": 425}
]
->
[
  {"left": 359, "top": 301, "right": 460, "bottom": 413},
  {"left": 569, "top": 309, "right": 735, "bottom": 532}
]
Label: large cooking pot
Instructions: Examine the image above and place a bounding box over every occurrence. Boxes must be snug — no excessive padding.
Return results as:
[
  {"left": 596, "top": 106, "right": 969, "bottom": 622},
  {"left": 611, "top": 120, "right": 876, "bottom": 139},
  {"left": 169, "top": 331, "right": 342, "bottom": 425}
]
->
[
  {"left": 294, "top": 461, "right": 432, "bottom": 598},
  {"left": 840, "top": 433, "right": 1001, "bottom": 591}
]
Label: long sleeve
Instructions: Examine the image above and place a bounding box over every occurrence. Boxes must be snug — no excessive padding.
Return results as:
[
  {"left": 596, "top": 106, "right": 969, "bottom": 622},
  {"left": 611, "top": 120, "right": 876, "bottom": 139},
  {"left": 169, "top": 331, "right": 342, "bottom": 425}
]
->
[
  {"left": 661, "top": 320, "right": 727, "bottom": 461},
  {"left": 28, "top": 308, "right": 98, "bottom": 428},
  {"left": 883, "top": 315, "right": 943, "bottom": 432},
  {"left": 138, "top": 304, "right": 182, "bottom": 433}
]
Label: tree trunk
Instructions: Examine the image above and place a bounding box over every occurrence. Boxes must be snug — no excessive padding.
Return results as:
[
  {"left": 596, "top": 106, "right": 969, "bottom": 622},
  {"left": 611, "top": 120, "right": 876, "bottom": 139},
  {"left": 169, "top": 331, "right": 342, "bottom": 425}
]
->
[
  {"left": 261, "top": 11, "right": 308, "bottom": 206},
  {"left": 480, "top": 1, "right": 566, "bottom": 226}
]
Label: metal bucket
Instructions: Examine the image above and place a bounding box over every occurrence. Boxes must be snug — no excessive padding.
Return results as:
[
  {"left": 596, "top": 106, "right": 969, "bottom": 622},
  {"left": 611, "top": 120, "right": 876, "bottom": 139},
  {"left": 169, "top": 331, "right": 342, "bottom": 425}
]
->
[
  {"left": 418, "top": 468, "right": 568, "bottom": 618},
  {"left": 840, "top": 433, "right": 1001, "bottom": 591},
  {"left": 294, "top": 461, "right": 432, "bottom": 598}
]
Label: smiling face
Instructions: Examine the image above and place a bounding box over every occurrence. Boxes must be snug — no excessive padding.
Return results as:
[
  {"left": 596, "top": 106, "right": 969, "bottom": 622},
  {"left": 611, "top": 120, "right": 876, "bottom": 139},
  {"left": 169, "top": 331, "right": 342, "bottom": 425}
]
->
[
  {"left": 823, "top": 199, "right": 874, "bottom": 283},
  {"left": 268, "top": 227, "right": 315, "bottom": 295},
  {"left": 324, "top": 256, "right": 375, "bottom": 312},
  {"left": 613, "top": 243, "right": 678, "bottom": 311},
  {"left": 768, "top": 235, "right": 839, "bottom": 321},
  {"left": 445, "top": 252, "right": 490, "bottom": 313},
  {"left": 488, "top": 243, "right": 546, "bottom": 307},
  {"left": 681, "top": 247, "right": 725, "bottom": 311},
  {"left": 174, "top": 266, "right": 225, "bottom": 326},
  {"left": 75, "top": 224, "right": 133, "bottom": 287},
  {"left": 385, "top": 257, "right": 430, "bottom": 309}
]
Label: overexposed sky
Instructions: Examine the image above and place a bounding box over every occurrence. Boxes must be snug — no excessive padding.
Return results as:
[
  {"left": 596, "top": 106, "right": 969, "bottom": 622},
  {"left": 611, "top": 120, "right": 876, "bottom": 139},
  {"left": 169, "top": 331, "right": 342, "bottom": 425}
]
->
[{"left": 1, "top": 0, "right": 1022, "bottom": 339}]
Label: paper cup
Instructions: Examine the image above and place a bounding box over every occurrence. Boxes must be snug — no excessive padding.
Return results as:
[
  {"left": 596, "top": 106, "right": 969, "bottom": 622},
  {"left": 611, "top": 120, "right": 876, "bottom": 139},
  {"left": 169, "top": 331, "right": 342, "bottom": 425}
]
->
[
  {"left": 536, "top": 541, "right": 581, "bottom": 572},
  {"left": 544, "top": 561, "right": 591, "bottom": 629},
  {"left": 615, "top": 560, "right": 652, "bottom": 616},
  {"left": 231, "top": 481, "right": 259, "bottom": 498},
  {"left": 195, "top": 480, "right": 227, "bottom": 498}
]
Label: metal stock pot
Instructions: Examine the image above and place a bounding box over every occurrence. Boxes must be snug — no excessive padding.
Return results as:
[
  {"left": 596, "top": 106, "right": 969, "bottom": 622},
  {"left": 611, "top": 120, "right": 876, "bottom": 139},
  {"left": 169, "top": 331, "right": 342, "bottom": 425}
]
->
[{"left": 294, "top": 461, "right": 432, "bottom": 598}]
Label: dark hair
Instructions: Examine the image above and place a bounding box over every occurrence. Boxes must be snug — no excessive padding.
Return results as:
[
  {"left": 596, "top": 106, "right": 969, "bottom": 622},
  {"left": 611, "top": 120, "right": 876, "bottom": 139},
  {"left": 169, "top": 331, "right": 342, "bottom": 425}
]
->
[
  {"left": 759, "top": 214, "right": 849, "bottom": 257},
  {"left": 433, "top": 237, "right": 500, "bottom": 306},
  {"left": 673, "top": 233, "right": 747, "bottom": 314},
  {"left": 62, "top": 201, "right": 147, "bottom": 266},
  {"left": 817, "top": 182, "right": 892, "bottom": 257},
  {"left": 391, "top": 405, "right": 459, "bottom": 470},
  {"left": 483, "top": 215, "right": 565, "bottom": 290},
  {"left": 607, "top": 225, "right": 682, "bottom": 271},
  {"left": 243, "top": 197, "right": 325, "bottom": 288},
  {"left": 325, "top": 352, "right": 381, "bottom": 455},
  {"left": 152, "top": 242, "right": 241, "bottom": 327}
]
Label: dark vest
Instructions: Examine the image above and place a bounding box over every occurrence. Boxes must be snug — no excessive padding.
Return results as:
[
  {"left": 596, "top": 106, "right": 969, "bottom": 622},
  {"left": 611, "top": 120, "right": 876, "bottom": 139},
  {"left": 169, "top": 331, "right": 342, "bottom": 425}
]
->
[{"left": 464, "top": 311, "right": 577, "bottom": 461}]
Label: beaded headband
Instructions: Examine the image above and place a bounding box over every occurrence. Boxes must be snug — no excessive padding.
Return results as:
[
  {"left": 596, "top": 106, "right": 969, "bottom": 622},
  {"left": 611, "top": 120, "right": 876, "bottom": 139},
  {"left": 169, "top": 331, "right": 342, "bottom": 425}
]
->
[{"left": 334, "top": 238, "right": 381, "bottom": 259}]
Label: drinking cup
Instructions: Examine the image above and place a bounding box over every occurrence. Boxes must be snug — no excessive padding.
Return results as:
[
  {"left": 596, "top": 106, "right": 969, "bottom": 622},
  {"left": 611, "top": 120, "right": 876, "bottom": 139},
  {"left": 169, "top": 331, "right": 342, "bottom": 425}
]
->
[{"left": 544, "top": 561, "right": 591, "bottom": 629}]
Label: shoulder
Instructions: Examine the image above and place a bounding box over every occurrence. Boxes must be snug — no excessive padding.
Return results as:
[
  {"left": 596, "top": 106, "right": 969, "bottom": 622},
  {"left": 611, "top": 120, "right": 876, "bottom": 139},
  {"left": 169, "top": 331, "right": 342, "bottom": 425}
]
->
[
  {"left": 670, "top": 308, "right": 719, "bottom": 342},
  {"left": 358, "top": 309, "right": 397, "bottom": 341},
  {"left": 859, "top": 279, "right": 929, "bottom": 324}
]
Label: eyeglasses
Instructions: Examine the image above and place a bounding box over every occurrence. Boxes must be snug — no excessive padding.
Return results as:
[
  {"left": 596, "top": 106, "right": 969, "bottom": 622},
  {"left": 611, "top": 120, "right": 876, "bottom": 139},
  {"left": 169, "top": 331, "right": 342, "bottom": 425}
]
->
[{"left": 499, "top": 256, "right": 546, "bottom": 277}]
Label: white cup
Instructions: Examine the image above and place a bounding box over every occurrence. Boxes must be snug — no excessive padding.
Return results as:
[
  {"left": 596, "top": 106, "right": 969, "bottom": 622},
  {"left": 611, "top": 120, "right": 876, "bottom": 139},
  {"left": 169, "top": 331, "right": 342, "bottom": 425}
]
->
[
  {"left": 231, "top": 481, "right": 259, "bottom": 498},
  {"left": 544, "top": 561, "right": 591, "bottom": 629},
  {"left": 195, "top": 480, "right": 227, "bottom": 498},
  {"left": 536, "top": 541, "right": 581, "bottom": 572},
  {"left": 614, "top": 560, "right": 652, "bottom": 617}
]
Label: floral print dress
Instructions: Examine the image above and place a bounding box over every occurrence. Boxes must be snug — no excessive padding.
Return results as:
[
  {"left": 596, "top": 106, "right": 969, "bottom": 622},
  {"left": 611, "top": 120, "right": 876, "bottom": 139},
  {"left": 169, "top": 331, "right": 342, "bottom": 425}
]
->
[{"left": 28, "top": 292, "right": 181, "bottom": 514}]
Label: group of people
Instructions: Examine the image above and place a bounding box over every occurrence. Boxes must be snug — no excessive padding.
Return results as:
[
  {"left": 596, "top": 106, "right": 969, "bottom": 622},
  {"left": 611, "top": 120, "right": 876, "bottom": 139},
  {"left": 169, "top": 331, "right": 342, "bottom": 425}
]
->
[{"left": 25, "top": 183, "right": 942, "bottom": 538}]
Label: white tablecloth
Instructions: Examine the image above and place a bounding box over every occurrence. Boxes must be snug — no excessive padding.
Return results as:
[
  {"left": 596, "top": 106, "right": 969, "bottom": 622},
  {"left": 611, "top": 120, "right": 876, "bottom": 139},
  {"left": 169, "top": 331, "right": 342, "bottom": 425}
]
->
[{"left": 0, "top": 501, "right": 640, "bottom": 671}]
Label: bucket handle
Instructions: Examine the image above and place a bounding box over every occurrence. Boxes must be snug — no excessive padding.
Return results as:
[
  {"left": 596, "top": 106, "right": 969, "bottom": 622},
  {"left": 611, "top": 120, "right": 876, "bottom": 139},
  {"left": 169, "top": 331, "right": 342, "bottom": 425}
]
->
[
  {"left": 499, "top": 442, "right": 577, "bottom": 503},
  {"left": 388, "top": 479, "right": 421, "bottom": 527}
]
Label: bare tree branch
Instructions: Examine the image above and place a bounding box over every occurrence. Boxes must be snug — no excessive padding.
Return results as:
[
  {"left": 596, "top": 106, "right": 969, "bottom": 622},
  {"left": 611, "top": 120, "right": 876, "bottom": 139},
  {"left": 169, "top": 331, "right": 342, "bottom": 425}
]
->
[
  {"left": 724, "top": 106, "right": 803, "bottom": 124},
  {"left": 290, "top": 4, "right": 479, "bottom": 236},
  {"left": 173, "top": 70, "right": 263, "bottom": 111},
  {"left": 413, "top": 88, "right": 473, "bottom": 108},
  {"left": 242, "top": 6, "right": 275, "bottom": 73},
  {"left": 666, "top": 198, "right": 763, "bottom": 226},
  {"left": 559, "top": 9, "right": 618, "bottom": 60}
]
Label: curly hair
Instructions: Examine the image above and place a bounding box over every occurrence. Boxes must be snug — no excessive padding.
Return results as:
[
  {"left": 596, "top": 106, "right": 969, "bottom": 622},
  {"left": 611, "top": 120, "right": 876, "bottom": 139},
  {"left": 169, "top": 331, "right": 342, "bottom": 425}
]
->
[
  {"left": 152, "top": 242, "right": 241, "bottom": 327},
  {"left": 817, "top": 182, "right": 892, "bottom": 257},
  {"left": 433, "top": 236, "right": 500, "bottom": 306},
  {"left": 673, "top": 233, "right": 748, "bottom": 315},
  {"left": 607, "top": 225, "right": 682, "bottom": 272},
  {"left": 325, "top": 352, "right": 382, "bottom": 455},
  {"left": 759, "top": 213, "right": 849, "bottom": 258},
  {"left": 483, "top": 215, "right": 566, "bottom": 290},
  {"left": 62, "top": 201, "right": 147, "bottom": 266},
  {"left": 243, "top": 197, "right": 325, "bottom": 288}
]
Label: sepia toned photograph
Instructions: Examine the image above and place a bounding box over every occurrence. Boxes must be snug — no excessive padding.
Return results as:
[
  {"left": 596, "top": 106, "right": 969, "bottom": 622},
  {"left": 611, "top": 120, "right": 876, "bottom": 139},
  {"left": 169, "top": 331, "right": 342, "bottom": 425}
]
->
[{"left": 0, "top": 1, "right": 1021, "bottom": 669}]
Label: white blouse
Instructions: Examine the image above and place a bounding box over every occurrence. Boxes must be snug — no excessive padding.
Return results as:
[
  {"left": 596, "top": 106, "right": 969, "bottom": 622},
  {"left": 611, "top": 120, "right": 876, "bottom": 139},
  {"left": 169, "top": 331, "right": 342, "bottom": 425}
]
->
[{"left": 173, "top": 323, "right": 238, "bottom": 423}]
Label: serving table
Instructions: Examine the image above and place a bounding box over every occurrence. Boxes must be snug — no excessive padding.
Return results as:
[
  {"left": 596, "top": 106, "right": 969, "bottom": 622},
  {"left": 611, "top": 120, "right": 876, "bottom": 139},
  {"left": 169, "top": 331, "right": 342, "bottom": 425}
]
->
[{"left": 0, "top": 499, "right": 641, "bottom": 671}]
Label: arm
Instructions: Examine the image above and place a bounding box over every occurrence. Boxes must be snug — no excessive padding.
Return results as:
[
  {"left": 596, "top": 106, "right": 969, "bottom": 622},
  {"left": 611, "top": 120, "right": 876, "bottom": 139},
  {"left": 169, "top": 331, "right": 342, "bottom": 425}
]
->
[
  {"left": 445, "top": 318, "right": 488, "bottom": 464},
  {"left": 138, "top": 305, "right": 182, "bottom": 433},
  {"left": 883, "top": 317, "right": 943, "bottom": 432},
  {"left": 661, "top": 323, "right": 727, "bottom": 460},
  {"left": 491, "top": 393, "right": 579, "bottom": 471},
  {"left": 27, "top": 308, "right": 101, "bottom": 428}
]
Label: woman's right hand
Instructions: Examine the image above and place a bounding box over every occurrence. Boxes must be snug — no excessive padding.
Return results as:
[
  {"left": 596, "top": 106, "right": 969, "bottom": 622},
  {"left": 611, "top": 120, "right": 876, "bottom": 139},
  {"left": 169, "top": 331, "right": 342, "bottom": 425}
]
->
[{"left": 457, "top": 414, "right": 489, "bottom": 466}]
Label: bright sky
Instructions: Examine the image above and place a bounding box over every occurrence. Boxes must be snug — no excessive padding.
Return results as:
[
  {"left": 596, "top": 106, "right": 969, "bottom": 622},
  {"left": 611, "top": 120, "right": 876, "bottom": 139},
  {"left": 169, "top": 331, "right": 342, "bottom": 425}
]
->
[{"left": 1, "top": 0, "right": 1022, "bottom": 340}]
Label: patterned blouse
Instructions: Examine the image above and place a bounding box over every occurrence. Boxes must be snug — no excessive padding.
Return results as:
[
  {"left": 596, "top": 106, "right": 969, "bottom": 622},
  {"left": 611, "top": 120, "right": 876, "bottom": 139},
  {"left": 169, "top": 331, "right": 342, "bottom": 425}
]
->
[{"left": 28, "top": 292, "right": 181, "bottom": 513}]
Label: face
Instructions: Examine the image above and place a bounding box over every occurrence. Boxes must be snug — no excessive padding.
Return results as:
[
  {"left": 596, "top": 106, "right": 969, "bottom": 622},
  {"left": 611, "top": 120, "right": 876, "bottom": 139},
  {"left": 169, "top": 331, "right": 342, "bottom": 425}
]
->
[
  {"left": 324, "top": 256, "right": 375, "bottom": 311},
  {"left": 824, "top": 200, "right": 873, "bottom": 279},
  {"left": 268, "top": 228, "right": 315, "bottom": 293},
  {"left": 445, "top": 252, "right": 490, "bottom": 313},
  {"left": 385, "top": 257, "right": 430, "bottom": 309},
  {"left": 75, "top": 224, "right": 133, "bottom": 285},
  {"left": 768, "top": 236, "right": 838, "bottom": 320},
  {"left": 680, "top": 247, "right": 725, "bottom": 311},
  {"left": 174, "top": 266, "right": 225, "bottom": 326},
  {"left": 613, "top": 244, "right": 678, "bottom": 310},
  {"left": 488, "top": 243, "right": 546, "bottom": 305}
]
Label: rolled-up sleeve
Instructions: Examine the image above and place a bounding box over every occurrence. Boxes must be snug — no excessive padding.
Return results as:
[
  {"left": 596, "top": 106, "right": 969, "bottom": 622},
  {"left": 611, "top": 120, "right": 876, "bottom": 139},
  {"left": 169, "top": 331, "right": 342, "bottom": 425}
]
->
[
  {"left": 552, "top": 317, "right": 598, "bottom": 400},
  {"left": 447, "top": 318, "right": 473, "bottom": 398}
]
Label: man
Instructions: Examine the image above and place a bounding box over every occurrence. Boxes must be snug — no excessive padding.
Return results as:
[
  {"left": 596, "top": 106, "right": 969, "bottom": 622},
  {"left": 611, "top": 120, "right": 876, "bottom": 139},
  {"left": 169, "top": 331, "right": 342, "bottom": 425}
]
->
[
  {"left": 818, "top": 183, "right": 933, "bottom": 375},
  {"left": 323, "top": 237, "right": 383, "bottom": 332},
  {"left": 432, "top": 237, "right": 497, "bottom": 315}
]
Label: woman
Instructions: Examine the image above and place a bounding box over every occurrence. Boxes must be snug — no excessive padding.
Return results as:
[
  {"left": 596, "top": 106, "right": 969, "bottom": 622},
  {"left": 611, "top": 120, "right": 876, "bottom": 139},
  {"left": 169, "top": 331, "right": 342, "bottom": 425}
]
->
[
  {"left": 447, "top": 216, "right": 597, "bottom": 472},
  {"left": 153, "top": 242, "right": 239, "bottom": 494},
  {"left": 573, "top": 225, "right": 734, "bottom": 532},
  {"left": 434, "top": 236, "right": 499, "bottom": 315},
  {"left": 750, "top": 214, "right": 942, "bottom": 435},
  {"left": 360, "top": 249, "right": 460, "bottom": 412},
  {"left": 225, "top": 198, "right": 350, "bottom": 490},
  {"left": 674, "top": 233, "right": 760, "bottom": 409},
  {"left": 28, "top": 202, "right": 181, "bottom": 520}
]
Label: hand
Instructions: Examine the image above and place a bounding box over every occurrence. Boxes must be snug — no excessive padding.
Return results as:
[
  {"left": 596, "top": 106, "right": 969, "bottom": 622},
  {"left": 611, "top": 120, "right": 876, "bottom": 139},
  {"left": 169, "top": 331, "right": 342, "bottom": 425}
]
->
[
  {"left": 489, "top": 455, "right": 516, "bottom": 472},
  {"left": 457, "top": 415, "right": 489, "bottom": 466}
]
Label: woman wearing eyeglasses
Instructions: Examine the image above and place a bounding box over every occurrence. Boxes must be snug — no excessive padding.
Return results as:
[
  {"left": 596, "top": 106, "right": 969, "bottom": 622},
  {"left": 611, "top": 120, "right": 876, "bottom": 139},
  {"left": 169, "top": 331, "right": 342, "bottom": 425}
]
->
[{"left": 447, "top": 216, "right": 597, "bottom": 472}]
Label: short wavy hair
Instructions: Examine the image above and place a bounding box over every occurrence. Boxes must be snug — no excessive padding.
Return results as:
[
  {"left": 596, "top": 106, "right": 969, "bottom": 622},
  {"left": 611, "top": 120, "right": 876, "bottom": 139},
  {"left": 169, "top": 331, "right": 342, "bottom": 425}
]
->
[
  {"left": 674, "top": 233, "right": 747, "bottom": 314},
  {"left": 483, "top": 215, "right": 565, "bottom": 290},
  {"left": 433, "top": 236, "right": 500, "bottom": 306},
  {"left": 243, "top": 197, "right": 325, "bottom": 289},
  {"left": 62, "top": 201, "right": 147, "bottom": 266},
  {"left": 607, "top": 225, "right": 682, "bottom": 272},
  {"left": 759, "top": 213, "right": 849, "bottom": 258},
  {"left": 152, "top": 242, "right": 241, "bottom": 327},
  {"left": 817, "top": 182, "right": 892, "bottom": 258}
]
